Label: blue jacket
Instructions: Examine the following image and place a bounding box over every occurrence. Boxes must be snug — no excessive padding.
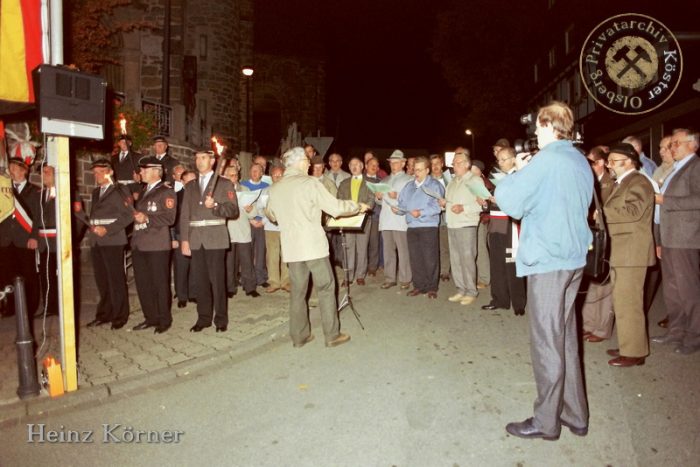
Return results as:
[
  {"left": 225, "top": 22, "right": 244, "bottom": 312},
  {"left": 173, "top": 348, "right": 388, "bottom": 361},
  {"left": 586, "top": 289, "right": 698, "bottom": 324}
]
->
[
  {"left": 398, "top": 177, "right": 445, "bottom": 228},
  {"left": 495, "top": 140, "right": 593, "bottom": 277}
]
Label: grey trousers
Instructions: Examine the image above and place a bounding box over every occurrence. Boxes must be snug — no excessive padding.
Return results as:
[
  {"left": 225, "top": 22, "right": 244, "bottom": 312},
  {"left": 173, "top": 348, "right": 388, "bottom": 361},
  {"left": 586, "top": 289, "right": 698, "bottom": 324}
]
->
[
  {"left": 381, "top": 230, "right": 411, "bottom": 284},
  {"left": 476, "top": 221, "right": 490, "bottom": 285},
  {"left": 287, "top": 257, "right": 340, "bottom": 345},
  {"left": 439, "top": 224, "right": 450, "bottom": 277},
  {"left": 344, "top": 219, "right": 371, "bottom": 281},
  {"left": 581, "top": 280, "right": 614, "bottom": 338},
  {"left": 527, "top": 268, "right": 588, "bottom": 435},
  {"left": 661, "top": 247, "right": 700, "bottom": 347},
  {"left": 448, "top": 227, "right": 478, "bottom": 296}
]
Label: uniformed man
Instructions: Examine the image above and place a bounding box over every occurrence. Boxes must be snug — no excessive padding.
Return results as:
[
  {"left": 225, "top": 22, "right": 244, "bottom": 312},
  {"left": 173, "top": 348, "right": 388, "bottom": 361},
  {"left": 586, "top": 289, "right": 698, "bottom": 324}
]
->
[
  {"left": 130, "top": 157, "right": 177, "bottom": 333},
  {"left": 85, "top": 159, "right": 134, "bottom": 329},
  {"left": 180, "top": 150, "right": 238, "bottom": 332},
  {"left": 111, "top": 134, "right": 142, "bottom": 196},
  {"left": 0, "top": 157, "right": 40, "bottom": 317},
  {"left": 35, "top": 165, "right": 87, "bottom": 318},
  {"left": 152, "top": 135, "right": 180, "bottom": 183}
]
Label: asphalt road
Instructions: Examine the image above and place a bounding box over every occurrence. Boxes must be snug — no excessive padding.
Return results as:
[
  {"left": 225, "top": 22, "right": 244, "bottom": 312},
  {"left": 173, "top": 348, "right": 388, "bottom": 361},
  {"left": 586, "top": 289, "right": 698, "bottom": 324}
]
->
[{"left": 1, "top": 283, "right": 698, "bottom": 466}]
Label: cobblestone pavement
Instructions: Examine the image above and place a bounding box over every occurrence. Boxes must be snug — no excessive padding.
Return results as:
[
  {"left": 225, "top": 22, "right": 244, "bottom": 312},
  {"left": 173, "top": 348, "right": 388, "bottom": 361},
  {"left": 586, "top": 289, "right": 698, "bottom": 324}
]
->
[{"left": 0, "top": 261, "right": 291, "bottom": 415}]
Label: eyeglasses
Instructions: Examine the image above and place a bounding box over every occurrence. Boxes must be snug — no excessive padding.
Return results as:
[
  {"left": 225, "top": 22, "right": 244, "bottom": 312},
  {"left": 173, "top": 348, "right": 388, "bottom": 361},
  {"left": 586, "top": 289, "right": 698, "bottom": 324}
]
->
[
  {"left": 607, "top": 158, "right": 628, "bottom": 164},
  {"left": 671, "top": 139, "right": 691, "bottom": 146}
]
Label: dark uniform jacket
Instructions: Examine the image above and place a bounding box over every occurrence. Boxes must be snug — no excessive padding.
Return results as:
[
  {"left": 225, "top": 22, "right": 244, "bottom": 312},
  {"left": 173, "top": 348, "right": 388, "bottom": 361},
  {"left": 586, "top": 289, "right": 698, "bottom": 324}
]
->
[
  {"left": 155, "top": 153, "right": 179, "bottom": 183},
  {"left": 0, "top": 181, "right": 40, "bottom": 247},
  {"left": 111, "top": 150, "right": 142, "bottom": 183},
  {"left": 36, "top": 188, "right": 88, "bottom": 253},
  {"left": 179, "top": 174, "right": 238, "bottom": 250},
  {"left": 86, "top": 184, "right": 134, "bottom": 247},
  {"left": 131, "top": 182, "right": 177, "bottom": 252}
]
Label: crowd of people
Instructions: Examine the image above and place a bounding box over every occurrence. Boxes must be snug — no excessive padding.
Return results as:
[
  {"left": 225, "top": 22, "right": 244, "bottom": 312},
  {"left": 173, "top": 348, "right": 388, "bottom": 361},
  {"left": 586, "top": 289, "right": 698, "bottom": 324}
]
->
[{"left": 0, "top": 100, "right": 698, "bottom": 438}]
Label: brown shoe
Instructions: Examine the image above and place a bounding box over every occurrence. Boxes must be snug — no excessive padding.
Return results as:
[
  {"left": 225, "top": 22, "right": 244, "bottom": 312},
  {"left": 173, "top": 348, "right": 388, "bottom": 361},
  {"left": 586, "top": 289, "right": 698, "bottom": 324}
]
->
[
  {"left": 293, "top": 334, "right": 315, "bottom": 348},
  {"left": 584, "top": 334, "right": 606, "bottom": 343},
  {"left": 356, "top": 278, "right": 366, "bottom": 286},
  {"left": 399, "top": 282, "right": 411, "bottom": 290},
  {"left": 606, "top": 348, "right": 620, "bottom": 357},
  {"left": 341, "top": 280, "right": 351, "bottom": 287},
  {"left": 367, "top": 270, "right": 377, "bottom": 277},
  {"left": 380, "top": 282, "right": 397, "bottom": 289},
  {"left": 658, "top": 316, "right": 669, "bottom": 328},
  {"left": 407, "top": 289, "right": 423, "bottom": 297},
  {"left": 266, "top": 286, "right": 280, "bottom": 293},
  {"left": 440, "top": 274, "right": 450, "bottom": 282},
  {"left": 325, "top": 333, "right": 350, "bottom": 348},
  {"left": 476, "top": 282, "right": 488, "bottom": 289},
  {"left": 427, "top": 291, "right": 438, "bottom": 299},
  {"left": 608, "top": 356, "right": 645, "bottom": 367}
]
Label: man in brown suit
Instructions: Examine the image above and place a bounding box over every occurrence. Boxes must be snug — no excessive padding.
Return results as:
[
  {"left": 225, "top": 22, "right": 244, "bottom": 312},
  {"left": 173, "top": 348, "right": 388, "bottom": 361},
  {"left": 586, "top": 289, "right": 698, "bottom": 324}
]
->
[
  {"left": 603, "top": 143, "right": 655, "bottom": 367},
  {"left": 180, "top": 150, "right": 238, "bottom": 333}
]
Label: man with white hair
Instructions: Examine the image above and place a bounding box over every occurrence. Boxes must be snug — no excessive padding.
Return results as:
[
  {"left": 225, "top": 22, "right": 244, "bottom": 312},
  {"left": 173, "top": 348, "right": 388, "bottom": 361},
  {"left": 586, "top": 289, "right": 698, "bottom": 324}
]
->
[
  {"left": 266, "top": 147, "right": 370, "bottom": 348},
  {"left": 652, "top": 128, "right": 700, "bottom": 355}
]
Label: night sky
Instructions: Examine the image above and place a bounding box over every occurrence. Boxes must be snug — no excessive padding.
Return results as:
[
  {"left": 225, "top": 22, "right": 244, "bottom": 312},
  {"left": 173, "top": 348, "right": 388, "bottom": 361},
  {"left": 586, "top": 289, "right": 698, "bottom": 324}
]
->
[{"left": 255, "top": 0, "right": 460, "bottom": 155}]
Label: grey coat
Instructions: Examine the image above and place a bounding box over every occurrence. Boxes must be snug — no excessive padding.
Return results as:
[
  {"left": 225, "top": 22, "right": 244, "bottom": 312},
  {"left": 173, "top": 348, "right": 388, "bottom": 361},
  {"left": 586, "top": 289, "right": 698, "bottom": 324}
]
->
[{"left": 659, "top": 154, "right": 700, "bottom": 249}]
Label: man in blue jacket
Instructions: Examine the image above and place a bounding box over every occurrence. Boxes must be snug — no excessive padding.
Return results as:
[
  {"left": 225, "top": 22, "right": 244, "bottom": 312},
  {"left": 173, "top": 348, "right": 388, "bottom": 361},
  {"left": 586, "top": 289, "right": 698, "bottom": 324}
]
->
[
  {"left": 397, "top": 156, "right": 445, "bottom": 299},
  {"left": 495, "top": 102, "right": 593, "bottom": 441}
]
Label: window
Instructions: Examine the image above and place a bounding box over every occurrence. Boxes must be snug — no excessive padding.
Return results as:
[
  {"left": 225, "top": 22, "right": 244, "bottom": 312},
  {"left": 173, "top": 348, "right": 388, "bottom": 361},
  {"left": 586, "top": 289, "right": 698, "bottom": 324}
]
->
[
  {"left": 548, "top": 47, "right": 556, "bottom": 69},
  {"left": 564, "top": 24, "right": 574, "bottom": 55}
]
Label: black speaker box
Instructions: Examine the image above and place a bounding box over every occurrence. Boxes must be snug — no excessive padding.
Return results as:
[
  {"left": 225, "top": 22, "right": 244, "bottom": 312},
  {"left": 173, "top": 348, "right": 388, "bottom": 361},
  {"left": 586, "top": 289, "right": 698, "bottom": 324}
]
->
[{"left": 32, "top": 64, "right": 107, "bottom": 140}]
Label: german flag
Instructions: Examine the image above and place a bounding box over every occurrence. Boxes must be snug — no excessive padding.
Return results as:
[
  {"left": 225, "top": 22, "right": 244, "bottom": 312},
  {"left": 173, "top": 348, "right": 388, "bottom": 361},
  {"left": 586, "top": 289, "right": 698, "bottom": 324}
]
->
[{"left": 0, "top": 0, "right": 45, "bottom": 115}]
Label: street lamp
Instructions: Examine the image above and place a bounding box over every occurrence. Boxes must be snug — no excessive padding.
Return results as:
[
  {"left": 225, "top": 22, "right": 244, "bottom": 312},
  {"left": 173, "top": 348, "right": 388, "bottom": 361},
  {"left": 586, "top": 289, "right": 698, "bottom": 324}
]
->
[
  {"left": 465, "top": 129, "right": 475, "bottom": 157},
  {"left": 241, "top": 66, "right": 254, "bottom": 151}
]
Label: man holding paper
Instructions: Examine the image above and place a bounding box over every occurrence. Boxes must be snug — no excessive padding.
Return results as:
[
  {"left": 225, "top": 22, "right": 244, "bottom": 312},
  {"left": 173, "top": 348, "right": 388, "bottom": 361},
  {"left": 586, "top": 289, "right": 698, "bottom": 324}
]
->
[
  {"left": 398, "top": 156, "right": 445, "bottom": 299},
  {"left": 439, "top": 151, "right": 484, "bottom": 305}
]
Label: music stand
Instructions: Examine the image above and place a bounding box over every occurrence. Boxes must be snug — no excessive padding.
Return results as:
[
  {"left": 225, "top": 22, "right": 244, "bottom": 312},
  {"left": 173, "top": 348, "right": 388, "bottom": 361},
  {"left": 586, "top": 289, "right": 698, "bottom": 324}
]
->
[{"left": 325, "top": 213, "right": 368, "bottom": 330}]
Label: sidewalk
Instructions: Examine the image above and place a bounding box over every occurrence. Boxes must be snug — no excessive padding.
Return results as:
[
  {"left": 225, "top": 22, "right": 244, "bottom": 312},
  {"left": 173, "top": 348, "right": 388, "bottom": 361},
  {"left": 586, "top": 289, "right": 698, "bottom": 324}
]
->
[{"left": 0, "top": 260, "right": 290, "bottom": 425}]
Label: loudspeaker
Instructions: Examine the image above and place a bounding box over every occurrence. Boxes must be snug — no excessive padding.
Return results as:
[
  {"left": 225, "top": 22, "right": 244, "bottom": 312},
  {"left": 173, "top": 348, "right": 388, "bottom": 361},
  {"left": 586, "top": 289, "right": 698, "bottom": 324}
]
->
[{"left": 33, "top": 65, "right": 107, "bottom": 140}]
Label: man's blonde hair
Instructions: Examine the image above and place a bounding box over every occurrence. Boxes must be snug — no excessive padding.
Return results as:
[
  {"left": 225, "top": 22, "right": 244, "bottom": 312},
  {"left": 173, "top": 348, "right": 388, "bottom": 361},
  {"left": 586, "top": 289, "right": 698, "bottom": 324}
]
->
[{"left": 537, "top": 101, "right": 574, "bottom": 140}]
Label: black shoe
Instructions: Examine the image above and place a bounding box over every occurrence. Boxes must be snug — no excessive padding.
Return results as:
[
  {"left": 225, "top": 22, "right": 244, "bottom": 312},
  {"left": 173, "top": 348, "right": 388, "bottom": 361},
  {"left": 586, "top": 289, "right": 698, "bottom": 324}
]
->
[
  {"left": 177, "top": 300, "right": 187, "bottom": 308},
  {"left": 260, "top": 282, "right": 270, "bottom": 288},
  {"left": 86, "top": 318, "right": 110, "bottom": 327},
  {"left": 505, "top": 418, "right": 559, "bottom": 441},
  {"left": 132, "top": 321, "right": 154, "bottom": 331},
  {"left": 111, "top": 322, "right": 126, "bottom": 330},
  {"left": 227, "top": 291, "right": 237, "bottom": 298},
  {"left": 514, "top": 308, "right": 526, "bottom": 316},
  {"left": 189, "top": 324, "right": 210, "bottom": 332},
  {"left": 246, "top": 290, "right": 260, "bottom": 298},
  {"left": 481, "top": 303, "right": 502, "bottom": 311},
  {"left": 560, "top": 419, "right": 588, "bottom": 437},
  {"left": 216, "top": 325, "right": 227, "bottom": 332},
  {"left": 154, "top": 324, "right": 171, "bottom": 334}
]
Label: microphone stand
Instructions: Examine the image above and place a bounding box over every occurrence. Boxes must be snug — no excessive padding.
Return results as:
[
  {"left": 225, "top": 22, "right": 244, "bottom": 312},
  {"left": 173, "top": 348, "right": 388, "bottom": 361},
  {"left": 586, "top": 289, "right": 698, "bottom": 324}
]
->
[{"left": 337, "top": 227, "right": 364, "bottom": 329}]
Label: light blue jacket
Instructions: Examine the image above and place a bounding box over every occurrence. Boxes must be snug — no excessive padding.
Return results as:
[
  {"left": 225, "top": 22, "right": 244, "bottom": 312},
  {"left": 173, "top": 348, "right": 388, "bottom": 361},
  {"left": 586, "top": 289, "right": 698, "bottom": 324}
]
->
[
  {"left": 398, "top": 177, "right": 445, "bottom": 228},
  {"left": 495, "top": 140, "right": 593, "bottom": 277}
]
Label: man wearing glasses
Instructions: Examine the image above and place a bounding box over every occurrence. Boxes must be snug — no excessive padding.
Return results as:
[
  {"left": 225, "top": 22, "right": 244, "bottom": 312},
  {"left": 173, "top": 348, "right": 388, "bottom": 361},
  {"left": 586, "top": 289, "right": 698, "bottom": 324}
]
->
[{"left": 652, "top": 128, "right": 700, "bottom": 355}]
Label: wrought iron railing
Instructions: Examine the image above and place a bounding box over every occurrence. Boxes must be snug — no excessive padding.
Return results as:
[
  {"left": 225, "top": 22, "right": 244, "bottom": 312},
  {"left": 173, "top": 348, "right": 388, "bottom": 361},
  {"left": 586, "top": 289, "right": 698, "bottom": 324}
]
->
[{"left": 142, "top": 99, "right": 172, "bottom": 136}]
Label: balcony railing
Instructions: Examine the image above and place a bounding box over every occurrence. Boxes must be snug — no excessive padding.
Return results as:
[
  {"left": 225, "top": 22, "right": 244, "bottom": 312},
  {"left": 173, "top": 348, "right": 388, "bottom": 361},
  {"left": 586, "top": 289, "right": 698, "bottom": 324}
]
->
[{"left": 142, "top": 99, "right": 172, "bottom": 137}]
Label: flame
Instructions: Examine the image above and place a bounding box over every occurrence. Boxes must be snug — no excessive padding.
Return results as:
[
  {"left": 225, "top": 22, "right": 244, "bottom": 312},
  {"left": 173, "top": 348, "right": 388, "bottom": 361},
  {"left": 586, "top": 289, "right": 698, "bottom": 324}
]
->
[
  {"left": 119, "top": 114, "right": 127, "bottom": 135},
  {"left": 211, "top": 136, "right": 225, "bottom": 156}
]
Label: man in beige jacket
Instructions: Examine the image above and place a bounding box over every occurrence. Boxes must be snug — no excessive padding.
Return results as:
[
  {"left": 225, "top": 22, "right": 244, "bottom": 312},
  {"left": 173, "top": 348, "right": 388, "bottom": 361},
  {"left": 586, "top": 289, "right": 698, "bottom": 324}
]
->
[{"left": 266, "top": 147, "right": 370, "bottom": 348}]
